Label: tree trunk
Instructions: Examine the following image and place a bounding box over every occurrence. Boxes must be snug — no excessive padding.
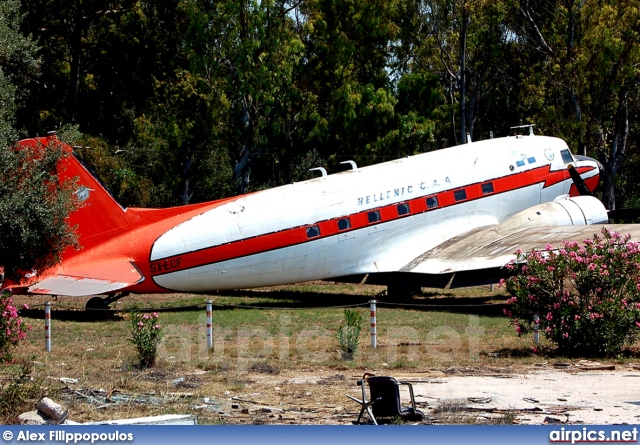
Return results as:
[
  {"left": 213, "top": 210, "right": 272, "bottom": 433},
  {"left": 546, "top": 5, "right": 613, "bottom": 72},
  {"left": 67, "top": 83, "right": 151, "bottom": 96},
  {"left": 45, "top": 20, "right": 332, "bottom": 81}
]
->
[{"left": 459, "top": 5, "right": 469, "bottom": 144}]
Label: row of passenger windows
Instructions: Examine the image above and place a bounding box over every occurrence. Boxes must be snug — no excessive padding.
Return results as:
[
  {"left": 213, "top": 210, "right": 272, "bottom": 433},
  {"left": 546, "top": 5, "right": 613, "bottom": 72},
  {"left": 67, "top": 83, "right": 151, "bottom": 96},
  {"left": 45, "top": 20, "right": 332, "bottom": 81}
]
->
[{"left": 305, "top": 181, "right": 496, "bottom": 239}]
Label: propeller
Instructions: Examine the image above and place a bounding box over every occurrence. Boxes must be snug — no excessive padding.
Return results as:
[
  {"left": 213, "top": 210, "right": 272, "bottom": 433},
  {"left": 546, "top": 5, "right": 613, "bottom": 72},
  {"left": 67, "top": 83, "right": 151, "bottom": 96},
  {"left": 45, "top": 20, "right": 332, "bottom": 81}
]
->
[
  {"left": 568, "top": 164, "right": 640, "bottom": 222},
  {"left": 567, "top": 164, "right": 592, "bottom": 196}
]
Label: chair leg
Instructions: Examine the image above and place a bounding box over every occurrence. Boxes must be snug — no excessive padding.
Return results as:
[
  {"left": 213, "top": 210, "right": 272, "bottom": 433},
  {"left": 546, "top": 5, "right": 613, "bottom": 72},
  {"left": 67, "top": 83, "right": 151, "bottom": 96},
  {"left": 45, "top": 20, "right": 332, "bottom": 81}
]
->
[{"left": 347, "top": 380, "right": 379, "bottom": 425}]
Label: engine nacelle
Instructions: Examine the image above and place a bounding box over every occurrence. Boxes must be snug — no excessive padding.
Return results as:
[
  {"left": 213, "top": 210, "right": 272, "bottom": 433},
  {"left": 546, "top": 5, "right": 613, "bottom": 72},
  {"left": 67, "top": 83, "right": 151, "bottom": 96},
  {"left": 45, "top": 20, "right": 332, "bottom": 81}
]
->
[{"left": 497, "top": 195, "right": 608, "bottom": 233}]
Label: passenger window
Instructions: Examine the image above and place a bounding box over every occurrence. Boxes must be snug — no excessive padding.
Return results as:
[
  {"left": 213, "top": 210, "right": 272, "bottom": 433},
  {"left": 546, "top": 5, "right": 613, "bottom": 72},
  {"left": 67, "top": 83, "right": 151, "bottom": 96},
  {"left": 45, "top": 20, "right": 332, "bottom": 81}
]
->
[
  {"left": 454, "top": 189, "right": 467, "bottom": 201},
  {"left": 426, "top": 196, "right": 439, "bottom": 209},
  {"left": 481, "top": 182, "right": 494, "bottom": 195},
  {"left": 367, "top": 210, "right": 381, "bottom": 223},
  {"left": 560, "top": 149, "right": 574, "bottom": 164},
  {"left": 396, "top": 203, "right": 410, "bottom": 216},
  {"left": 337, "top": 218, "right": 351, "bottom": 231},
  {"left": 306, "top": 225, "right": 320, "bottom": 238}
]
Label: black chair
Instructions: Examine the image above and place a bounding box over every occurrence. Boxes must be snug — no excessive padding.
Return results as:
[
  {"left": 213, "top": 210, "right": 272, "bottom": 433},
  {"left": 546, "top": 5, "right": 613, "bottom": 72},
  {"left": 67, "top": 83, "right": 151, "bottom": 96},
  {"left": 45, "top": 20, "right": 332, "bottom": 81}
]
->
[{"left": 348, "top": 374, "right": 425, "bottom": 424}]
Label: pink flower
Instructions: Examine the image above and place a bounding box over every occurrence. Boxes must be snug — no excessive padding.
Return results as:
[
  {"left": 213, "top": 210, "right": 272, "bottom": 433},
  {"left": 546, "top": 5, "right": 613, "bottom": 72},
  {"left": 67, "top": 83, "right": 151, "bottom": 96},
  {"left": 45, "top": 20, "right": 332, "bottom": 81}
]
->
[
  {"left": 546, "top": 312, "right": 553, "bottom": 321},
  {"left": 22, "top": 304, "right": 29, "bottom": 310}
]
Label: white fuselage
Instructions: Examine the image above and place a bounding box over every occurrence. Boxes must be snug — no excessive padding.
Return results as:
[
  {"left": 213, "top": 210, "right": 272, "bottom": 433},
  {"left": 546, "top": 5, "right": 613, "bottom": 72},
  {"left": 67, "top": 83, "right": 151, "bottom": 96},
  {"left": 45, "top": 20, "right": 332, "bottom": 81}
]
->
[{"left": 148, "top": 135, "right": 595, "bottom": 291}]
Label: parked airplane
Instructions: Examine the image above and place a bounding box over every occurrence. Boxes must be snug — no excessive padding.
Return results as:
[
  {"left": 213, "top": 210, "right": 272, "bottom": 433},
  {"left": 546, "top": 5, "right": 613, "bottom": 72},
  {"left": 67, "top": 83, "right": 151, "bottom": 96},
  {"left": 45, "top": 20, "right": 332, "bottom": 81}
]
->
[{"left": 3, "top": 128, "right": 633, "bottom": 308}]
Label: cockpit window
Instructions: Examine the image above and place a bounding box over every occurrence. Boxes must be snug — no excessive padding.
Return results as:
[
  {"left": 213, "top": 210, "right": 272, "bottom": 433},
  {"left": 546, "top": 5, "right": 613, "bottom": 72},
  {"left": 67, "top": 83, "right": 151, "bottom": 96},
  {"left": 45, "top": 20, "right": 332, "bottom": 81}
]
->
[{"left": 560, "top": 149, "right": 574, "bottom": 164}]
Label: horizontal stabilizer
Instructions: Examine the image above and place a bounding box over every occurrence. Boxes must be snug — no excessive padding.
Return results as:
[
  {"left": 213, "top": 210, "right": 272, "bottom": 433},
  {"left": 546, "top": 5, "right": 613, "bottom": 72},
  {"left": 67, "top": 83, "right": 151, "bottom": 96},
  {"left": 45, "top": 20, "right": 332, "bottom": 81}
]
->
[{"left": 29, "top": 258, "right": 143, "bottom": 296}]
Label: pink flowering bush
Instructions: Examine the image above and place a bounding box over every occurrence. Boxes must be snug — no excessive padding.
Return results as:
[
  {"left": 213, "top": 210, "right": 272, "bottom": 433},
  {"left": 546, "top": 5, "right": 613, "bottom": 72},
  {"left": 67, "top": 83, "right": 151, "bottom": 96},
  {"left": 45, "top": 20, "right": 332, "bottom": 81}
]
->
[
  {"left": 0, "top": 290, "right": 30, "bottom": 363},
  {"left": 129, "top": 311, "right": 163, "bottom": 368},
  {"left": 504, "top": 228, "right": 640, "bottom": 356}
]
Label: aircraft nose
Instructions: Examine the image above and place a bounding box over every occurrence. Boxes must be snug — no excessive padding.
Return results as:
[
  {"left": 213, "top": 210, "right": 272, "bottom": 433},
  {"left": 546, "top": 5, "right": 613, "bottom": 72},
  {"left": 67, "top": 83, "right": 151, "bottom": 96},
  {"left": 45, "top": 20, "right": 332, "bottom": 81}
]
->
[{"left": 573, "top": 155, "right": 601, "bottom": 193}]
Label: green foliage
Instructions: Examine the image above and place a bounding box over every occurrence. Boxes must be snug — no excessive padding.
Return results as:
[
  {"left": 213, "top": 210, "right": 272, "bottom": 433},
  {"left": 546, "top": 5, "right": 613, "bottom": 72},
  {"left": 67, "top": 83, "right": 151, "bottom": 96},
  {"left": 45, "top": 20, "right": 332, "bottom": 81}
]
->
[
  {"left": 0, "top": 140, "right": 79, "bottom": 282},
  {"left": 0, "top": 0, "right": 40, "bottom": 147},
  {"left": 129, "top": 312, "right": 163, "bottom": 368},
  {"left": 336, "top": 308, "right": 364, "bottom": 358},
  {"left": 504, "top": 228, "right": 640, "bottom": 356}
]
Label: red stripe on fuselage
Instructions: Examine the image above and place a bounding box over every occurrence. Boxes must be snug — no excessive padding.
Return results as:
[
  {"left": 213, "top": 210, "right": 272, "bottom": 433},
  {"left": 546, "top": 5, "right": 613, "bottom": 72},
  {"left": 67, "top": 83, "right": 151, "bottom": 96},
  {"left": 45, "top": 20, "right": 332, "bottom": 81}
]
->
[{"left": 149, "top": 164, "right": 595, "bottom": 280}]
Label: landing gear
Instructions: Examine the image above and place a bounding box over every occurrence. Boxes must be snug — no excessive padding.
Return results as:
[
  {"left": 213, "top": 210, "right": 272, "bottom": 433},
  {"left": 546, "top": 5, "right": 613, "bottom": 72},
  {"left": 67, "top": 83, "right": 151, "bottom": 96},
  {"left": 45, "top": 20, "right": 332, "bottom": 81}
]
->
[
  {"left": 84, "top": 292, "right": 130, "bottom": 310},
  {"left": 85, "top": 297, "right": 110, "bottom": 310}
]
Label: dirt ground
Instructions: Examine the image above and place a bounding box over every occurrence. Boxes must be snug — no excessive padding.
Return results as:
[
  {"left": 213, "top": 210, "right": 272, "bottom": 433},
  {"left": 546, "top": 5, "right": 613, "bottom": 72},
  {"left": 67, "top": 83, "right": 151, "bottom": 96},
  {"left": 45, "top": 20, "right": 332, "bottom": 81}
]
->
[
  {"left": 55, "top": 363, "right": 640, "bottom": 426},
  {"left": 11, "top": 286, "right": 640, "bottom": 426}
]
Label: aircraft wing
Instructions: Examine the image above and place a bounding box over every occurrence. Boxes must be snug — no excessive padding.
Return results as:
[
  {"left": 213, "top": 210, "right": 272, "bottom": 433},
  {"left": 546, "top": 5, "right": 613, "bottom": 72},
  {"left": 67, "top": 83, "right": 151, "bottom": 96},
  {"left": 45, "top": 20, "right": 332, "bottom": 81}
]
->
[
  {"left": 28, "top": 258, "right": 143, "bottom": 296},
  {"left": 399, "top": 224, "right": 640, "bottom": 285}
]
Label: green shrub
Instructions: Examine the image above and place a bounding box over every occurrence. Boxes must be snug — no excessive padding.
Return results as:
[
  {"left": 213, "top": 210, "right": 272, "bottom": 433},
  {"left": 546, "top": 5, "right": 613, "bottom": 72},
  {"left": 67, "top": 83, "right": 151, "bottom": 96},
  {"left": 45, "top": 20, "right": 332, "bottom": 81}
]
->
[
  {"left": 504, "top": 228, "right": 640, "bottom": 356},
  {"left": 337, "top": 309, "right": 364, "bottom": 359},
  {"left": 129, "top": 312, "right": 163, "bottom": 368}
]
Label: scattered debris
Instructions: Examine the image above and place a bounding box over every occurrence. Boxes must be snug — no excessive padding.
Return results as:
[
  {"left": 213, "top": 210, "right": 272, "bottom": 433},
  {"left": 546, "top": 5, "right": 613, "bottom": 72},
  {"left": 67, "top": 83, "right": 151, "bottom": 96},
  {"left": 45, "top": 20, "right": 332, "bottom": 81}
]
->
[
  {"left": 19, "top": 397, "right": 68, "bottom": 425},
  {"left": 18, "top": 411, "right": 48, "bottom": 425},
  {"left": 573, "top": 361, "right": 615, "bottom": 371},
  {"left": 59, "top": 377, "right": 78, "bottom": 385},
  {"left": 85, "top": 414, "right": 197, "bottom": 425},
  {"left": 36, "top": 397, "right": 68, "bottom": 424},
  {"left": 544, "top": 416, "right": 563, "bottom": 424},
  {"left": 467, "top": 397, "right": 491, "bottom": 404}
]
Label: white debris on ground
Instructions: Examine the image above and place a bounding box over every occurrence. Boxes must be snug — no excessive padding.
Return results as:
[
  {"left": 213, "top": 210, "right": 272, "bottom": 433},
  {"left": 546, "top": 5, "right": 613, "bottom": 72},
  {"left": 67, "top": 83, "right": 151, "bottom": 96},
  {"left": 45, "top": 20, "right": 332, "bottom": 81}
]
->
[{"left": 19, "top": 397, "right": 69, "bottom": 425}]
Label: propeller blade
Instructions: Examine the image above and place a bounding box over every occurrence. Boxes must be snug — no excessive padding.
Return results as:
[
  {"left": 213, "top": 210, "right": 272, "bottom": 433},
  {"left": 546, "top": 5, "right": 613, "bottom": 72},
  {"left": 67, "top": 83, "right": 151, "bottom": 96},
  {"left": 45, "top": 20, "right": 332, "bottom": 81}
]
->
[{"left": 567, "top": 164, "right": 592, "bottom": 196}]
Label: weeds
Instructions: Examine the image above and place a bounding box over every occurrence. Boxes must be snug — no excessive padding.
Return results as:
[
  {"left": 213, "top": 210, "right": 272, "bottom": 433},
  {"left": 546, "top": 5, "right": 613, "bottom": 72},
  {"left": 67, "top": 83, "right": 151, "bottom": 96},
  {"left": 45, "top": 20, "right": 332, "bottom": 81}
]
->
[
  {"left": 336, "top": 309, "right": 364, "bottom": 360},
  {"left": 0, "top": 360, "right": 47, "bottom": 423}
]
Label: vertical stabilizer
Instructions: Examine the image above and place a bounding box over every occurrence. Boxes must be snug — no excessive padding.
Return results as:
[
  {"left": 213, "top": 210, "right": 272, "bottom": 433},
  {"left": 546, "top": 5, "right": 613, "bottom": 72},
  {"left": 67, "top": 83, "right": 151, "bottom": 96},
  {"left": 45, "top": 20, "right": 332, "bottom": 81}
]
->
[{"left": 17, "top": 135, "right": 129, "bottom": 248}]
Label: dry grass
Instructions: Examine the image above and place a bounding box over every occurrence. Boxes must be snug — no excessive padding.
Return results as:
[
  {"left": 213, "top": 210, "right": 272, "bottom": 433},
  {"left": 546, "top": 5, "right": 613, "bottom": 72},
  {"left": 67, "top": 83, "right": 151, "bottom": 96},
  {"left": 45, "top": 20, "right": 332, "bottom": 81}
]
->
[{"left": 6, "top": 282, "right": 637, "bottom": 424}]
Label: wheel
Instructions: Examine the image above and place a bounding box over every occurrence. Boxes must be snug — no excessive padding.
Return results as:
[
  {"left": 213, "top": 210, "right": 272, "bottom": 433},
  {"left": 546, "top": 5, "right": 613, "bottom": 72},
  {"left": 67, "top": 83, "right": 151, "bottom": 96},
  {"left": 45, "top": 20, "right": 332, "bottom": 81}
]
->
[{"left": 85, "top": 296, "right": 110, "bottom": 310}]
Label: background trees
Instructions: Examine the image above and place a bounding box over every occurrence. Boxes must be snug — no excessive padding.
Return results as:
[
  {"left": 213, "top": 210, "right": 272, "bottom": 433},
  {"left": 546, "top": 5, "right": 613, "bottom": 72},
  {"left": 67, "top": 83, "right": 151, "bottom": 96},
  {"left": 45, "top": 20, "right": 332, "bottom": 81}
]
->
[
  {"left": 0, "top": 0, "right": 79, "bottom": 281},
  {"left": 3, "top": 0, "right": 640, "bottom": 211}
]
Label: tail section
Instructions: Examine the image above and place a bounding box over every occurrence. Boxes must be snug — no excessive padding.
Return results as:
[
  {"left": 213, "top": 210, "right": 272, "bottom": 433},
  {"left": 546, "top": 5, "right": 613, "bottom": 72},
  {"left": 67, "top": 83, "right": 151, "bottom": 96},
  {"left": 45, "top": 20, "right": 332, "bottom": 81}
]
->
[{"left": 17, "top": 134, "right": 129, "bottom": 248}]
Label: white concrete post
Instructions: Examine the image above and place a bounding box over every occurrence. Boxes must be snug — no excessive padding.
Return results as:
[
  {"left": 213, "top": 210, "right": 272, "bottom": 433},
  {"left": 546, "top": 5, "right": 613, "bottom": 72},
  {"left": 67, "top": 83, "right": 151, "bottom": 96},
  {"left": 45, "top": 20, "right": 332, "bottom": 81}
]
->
[
  {"left": 206, "top": 300, "right": 213, "bottom": 350},
  {"left": 45, "top": 302, "right": 52, "bottom": 352},
  {"left": 370, "top": 300, "right": 377, "bottom": 348},
  {"left": 533, "top": 314, "right": 540, "bottom": 345}
]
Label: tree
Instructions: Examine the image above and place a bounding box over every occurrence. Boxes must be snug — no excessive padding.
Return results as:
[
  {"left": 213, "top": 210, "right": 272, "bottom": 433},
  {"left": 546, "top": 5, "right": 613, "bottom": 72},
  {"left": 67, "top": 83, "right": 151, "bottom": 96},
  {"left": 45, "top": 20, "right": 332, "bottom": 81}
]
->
[
  {"left": 0, "top": 0, "right": 40, "bottom": 146},
  {"left": 0, "top": 138, "right": 80, "bottom": 283},
  {"left": 0, "top": 0, "right": 78, "bottom": 283},
  {"left": 511, "top": 0, "right": 640, "bottom": 211}
]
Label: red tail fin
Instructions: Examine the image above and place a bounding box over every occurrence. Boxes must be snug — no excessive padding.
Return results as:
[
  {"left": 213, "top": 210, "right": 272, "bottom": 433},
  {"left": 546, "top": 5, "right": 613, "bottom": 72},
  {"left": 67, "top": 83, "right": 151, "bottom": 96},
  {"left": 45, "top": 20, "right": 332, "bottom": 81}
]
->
[{"left": 17, "top": 134, "right": 129, "bottom": 248}]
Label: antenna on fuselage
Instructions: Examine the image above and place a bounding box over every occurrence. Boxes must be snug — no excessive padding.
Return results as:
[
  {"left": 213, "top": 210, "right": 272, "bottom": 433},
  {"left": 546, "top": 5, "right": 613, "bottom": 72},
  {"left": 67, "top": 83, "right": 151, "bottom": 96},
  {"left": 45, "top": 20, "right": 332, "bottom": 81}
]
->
[
  {"left": 340, "top": 160, "right": 357, "bottom": 170},
  {"left": 510, "top": 124, "right": 535, "bottom": 136},
  {"left": 308, "top": 167, "right": 327, "bottom": 177}
]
